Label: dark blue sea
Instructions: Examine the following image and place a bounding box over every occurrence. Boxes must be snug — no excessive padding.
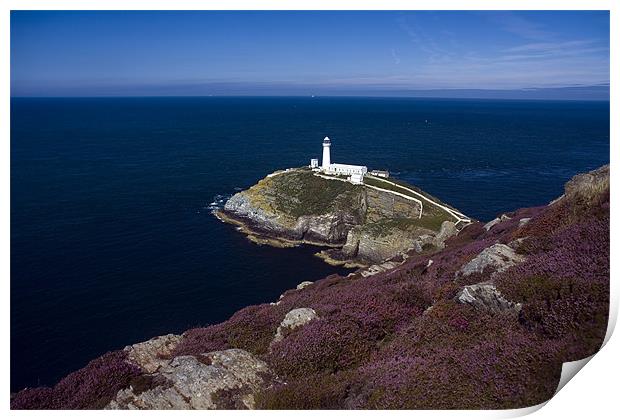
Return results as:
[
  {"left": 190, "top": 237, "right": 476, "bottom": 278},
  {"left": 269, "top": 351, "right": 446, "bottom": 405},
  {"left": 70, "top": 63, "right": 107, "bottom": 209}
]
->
[{"left": 10, "top": 97, "right": 609, "bottom": 391}]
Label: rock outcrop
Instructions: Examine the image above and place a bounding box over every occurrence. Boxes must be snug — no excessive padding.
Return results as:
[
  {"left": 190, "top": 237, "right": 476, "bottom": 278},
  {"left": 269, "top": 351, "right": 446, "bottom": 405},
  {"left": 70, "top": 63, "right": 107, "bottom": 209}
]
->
[
  {"left": 337, "top": 223, "right": 433, "bottom": 263},
  {"left": 564, "top": 164, "right": 609, "bottom": 200},
  {"left": 296, "top": 281, "right": 313, "bottom": 290},
  {"left": 545, "top": 164, "right": 609, "bottom": 209},
  {"left": 457, "top": 243, "right": 525, "bottom": 278},
  {"left": 360, "top": 260, "right": 401, "bottom": 278},
  {"left": 435, "top": 221, "right": 458, "bottom": 246},
  {"left": 456, "top": 283, "right": 522, "bottom": 316},
  {"left": 222, "top": 169, "right": 367, "bottom": 245},
  {"left": 107, "top": 349, "right": 274, "bottom": 410},
  {"left": 219, "top": 168, "right": 467, "bottom": 265},
  {"left": 483, "top": 214, "right": 511, "bottom": 231},
  {"left": 125, "top": 334, "right": 181, "bottom": 374},
  {"left": 272, "top": 308, "right": 318, "bottom": 343}
]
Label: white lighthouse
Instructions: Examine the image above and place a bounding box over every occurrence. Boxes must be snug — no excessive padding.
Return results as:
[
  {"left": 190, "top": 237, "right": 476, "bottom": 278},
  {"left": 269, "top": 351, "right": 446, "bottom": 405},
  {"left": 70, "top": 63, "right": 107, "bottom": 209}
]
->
[
  {"left": 309, "top": 136, "right": 367, "bottom": 184},
  {"left": 322, "top": 136, "right": 331, "bottom": 169}
]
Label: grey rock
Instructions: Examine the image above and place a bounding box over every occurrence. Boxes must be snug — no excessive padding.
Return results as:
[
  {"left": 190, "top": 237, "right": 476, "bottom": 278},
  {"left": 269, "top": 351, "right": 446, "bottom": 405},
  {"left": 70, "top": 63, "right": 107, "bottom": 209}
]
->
[
  {"left": 365, "top": 186, "right": 423, "bottom": 222},
  {"left": 360, "top": 230, "right": 422, "bottom": 262},
  {"left": 483, "top": 214, "right": 511, "bottom": 231},
  {"left": 456, "top": 283, "right": 522, "bottom": 316},
  {"left": 223, "top": 176, "right": 366, "bottom": 245},
  {"left": 125, "top": 334, "right": 181, "bottom": 374},
  {"left": 110, "top": 383, "right": 191, "bottom": 410},
  {"left": 224, "top": 193, "right": 285, "bottom": 235},
  {"left": 340, "top": 226, "right": 431, "bottom": 264},
  {"left": 412, "top": 234, "right": 436, "bottom": 253},
  {"left": 271, "top": 284, "right": 313, "bottom": 306},
  {"left": 518, "top": 218, "right": 531, "bottom": 227},
  {"left": 508, "top": 237, "right": 528, "bottom": 249},
  {"left": 434, "top": 221, "right": 457, "bottom": 247},
  {"left": 412, "top": 220, "right": 457, "bottom": 252},
  {"left": 273, "top": 308, "right": 318, "bottom": 343},
  {"left": 457, "top": 243, "right": 525, "bottom": 278},
  {"left": 360, "top": 261, "right": 400, "bottom": 278},
  {"left": 107, "top": 349, "right": 273, "bottom": 410},
  {"left": 296, "top": 281, "right": 313, "bottom": 290},
  {"left": 564, "top": 164, "right": 609, "bottom": 199},
  {"left": 221, "top": 168, "right": 468, "bottom": 265},
  {"left": 483, "top": 219, "right": 498, "bottom": 231},
  {"left": 270, "top": 291, "right": 287, "bottom": 306},
  {"left": 547, "top": 165, "right": 609, "bottom": 207},
  {"left": 297, "top": 212, "right": 364, "bottom": 244}
]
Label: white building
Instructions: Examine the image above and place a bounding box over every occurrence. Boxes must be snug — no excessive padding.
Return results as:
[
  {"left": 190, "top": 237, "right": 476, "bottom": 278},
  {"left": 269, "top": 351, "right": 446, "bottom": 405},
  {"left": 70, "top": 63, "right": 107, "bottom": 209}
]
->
[
  {"left": 322, "top": 136, "right": 331, "bottom": 168},
  {"left": 310, "top": 136, "right": 368, "bottom": 184},
  {"left": 370, "top": 169, "right": 390, "bottom": 178},
  {"left": 350, "top": 172, "right": 365, "bottom": 185},
  {"left": 326, "top": 163, "right": 368, "bottom": 177},
  {"left": 326, "top": 163, "right": 367, "bottom": 185}
]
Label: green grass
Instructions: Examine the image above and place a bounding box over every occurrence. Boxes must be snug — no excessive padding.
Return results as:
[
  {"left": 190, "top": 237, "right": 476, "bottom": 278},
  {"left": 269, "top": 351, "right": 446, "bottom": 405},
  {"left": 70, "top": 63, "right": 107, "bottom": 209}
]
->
[
  {"left": 270, "top": 170, "right": 363, "bottom": 218},
  {"left": 363, "top": 215, "right": 446, "bottom": 236},
  {"left": 364, "top": 176, "right": 459, "bottom": 216},
  {"left": 261, "top": 170, "right": 456, "bottom": 230},
  {"left": 364, "top": 176, "right": 419, "bottom": 198}
]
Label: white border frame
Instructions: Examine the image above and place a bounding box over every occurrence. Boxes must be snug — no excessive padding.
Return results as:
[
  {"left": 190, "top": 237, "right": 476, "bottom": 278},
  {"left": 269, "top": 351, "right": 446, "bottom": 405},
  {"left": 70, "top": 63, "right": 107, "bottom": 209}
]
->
[{"left": 2, "top": 2, "right": 616, "bottom": 419}]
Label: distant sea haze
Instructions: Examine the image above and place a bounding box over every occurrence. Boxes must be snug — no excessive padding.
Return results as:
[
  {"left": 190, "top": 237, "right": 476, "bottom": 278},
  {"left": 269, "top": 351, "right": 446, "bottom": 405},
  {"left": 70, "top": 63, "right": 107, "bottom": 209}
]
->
[
  {"left": 11, "top": 83, "right": 610, "bottom": 101},
  {"left": 10, "top": 97, "right": 609, "bottom": 391}
]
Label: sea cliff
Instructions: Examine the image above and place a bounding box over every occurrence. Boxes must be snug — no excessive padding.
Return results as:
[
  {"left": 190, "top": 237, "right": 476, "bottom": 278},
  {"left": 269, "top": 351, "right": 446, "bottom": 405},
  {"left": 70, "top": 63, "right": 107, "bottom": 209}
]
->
[
  {"left": 11, "top": 165, "right": 609, "bottom": 410},
  {"left": 217, "top": 167, "right": 471, "bottom": 266}
]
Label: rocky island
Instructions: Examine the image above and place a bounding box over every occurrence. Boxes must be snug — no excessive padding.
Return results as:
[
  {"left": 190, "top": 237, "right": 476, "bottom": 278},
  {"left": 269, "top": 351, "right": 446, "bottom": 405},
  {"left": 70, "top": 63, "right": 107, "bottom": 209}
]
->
[
  {"left": 11, "top": 165, "right": 609, "bottom": 410},
  {"left": 217, "top": 166, "right": 471, "bottom": 267}
]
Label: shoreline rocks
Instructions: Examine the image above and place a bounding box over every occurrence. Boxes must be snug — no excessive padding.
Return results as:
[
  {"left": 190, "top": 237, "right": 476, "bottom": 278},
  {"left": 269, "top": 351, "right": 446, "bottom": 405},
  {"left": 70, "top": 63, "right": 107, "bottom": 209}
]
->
[{"left": 218, "top": 168, "right": 467, "bottom": 266}]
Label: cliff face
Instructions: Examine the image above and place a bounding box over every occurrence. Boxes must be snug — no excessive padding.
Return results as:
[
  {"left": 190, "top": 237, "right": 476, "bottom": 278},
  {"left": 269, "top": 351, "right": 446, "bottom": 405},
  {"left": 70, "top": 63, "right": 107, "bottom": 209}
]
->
[
  {"left": 222, "top": 170, "right": 367, "bottom": 245},
  {"left": 220, "top": 168, "right": 466, "bottom": 265},
  {"left": 11, "top": 165, "right": 609, "bottom": 410}
]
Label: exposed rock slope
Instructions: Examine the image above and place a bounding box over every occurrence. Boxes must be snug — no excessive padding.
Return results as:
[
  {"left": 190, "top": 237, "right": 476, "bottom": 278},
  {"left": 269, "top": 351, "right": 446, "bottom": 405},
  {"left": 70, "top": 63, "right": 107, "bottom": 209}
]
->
[
  {"left": 107, "top": 347, "right": 274, "bottom": 410},
  {"left": 219, "top": 168, "right": 468, "bottom": 265}
]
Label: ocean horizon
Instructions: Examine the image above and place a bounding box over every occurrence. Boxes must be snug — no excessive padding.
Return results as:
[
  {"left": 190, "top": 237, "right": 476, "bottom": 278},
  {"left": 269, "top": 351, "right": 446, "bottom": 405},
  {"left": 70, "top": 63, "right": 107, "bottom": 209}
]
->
[{"left": 10, "top": 93, "right": 611, "bottom": 101}]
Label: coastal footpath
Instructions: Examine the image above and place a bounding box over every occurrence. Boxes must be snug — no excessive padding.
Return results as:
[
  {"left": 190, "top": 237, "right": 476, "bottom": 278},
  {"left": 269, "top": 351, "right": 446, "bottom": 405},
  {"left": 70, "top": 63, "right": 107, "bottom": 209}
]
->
[
  {"left": 217, "top": 167, "right": 471, "bottom": 266},
  {"left": 11, "top": 165, "right": 609, "bottom": 410}
]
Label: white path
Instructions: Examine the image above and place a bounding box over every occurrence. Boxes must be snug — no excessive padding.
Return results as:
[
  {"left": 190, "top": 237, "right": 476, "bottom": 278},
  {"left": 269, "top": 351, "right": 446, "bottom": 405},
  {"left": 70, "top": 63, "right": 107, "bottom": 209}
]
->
[
  {"left": 365, "top": 175, "right": 471, "bottom": 224},
  {"left": 364, "top": 183, "right": 424, "bottom": 219},
  {"left": 309, "top": 170, "right": 471, "bottom": 226},
  {"left": 314, "top": 172, "right": 426, "bottom": 219}
]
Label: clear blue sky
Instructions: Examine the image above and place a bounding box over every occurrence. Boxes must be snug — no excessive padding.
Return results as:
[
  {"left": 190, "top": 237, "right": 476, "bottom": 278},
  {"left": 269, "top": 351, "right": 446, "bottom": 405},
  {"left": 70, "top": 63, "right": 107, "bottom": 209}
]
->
[{"left": 10, "top": 11, "right": 610, "bottom": 99}]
